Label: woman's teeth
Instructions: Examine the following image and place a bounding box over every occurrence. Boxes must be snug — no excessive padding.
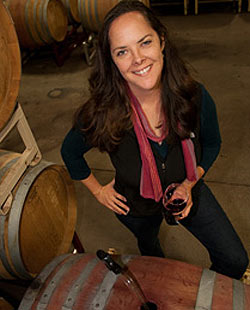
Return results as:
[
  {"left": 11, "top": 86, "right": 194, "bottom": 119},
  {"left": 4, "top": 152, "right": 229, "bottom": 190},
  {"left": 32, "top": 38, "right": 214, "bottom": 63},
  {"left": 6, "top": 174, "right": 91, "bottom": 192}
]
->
[{"left": 134, "top": 65, "right": 151, "bottom": 75}]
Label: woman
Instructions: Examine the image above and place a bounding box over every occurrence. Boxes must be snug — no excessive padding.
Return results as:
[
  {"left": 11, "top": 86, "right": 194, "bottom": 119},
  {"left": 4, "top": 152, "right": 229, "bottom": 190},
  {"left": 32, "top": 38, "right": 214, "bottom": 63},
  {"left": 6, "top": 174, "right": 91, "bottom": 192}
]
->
[{"left": 61, "top": 0, "right": 248, "bottom": 279}]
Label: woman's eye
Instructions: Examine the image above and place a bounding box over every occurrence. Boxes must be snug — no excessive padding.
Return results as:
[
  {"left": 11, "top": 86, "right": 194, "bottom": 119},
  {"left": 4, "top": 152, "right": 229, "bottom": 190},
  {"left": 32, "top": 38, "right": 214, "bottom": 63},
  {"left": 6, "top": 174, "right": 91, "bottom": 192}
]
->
[
  {"left": 142, "top": 40, "right": 152, "bottom": 46},
  {"left": 117, "top": 50, "right": 127, "bottom": 57}
]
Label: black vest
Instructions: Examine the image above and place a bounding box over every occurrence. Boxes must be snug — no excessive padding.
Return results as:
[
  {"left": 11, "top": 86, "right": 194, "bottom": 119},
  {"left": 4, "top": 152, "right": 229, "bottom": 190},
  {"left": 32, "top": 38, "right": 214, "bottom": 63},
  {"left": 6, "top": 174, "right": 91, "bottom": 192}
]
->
[{"left": 109, "top": 122, "right": 202, "bottom": 217}]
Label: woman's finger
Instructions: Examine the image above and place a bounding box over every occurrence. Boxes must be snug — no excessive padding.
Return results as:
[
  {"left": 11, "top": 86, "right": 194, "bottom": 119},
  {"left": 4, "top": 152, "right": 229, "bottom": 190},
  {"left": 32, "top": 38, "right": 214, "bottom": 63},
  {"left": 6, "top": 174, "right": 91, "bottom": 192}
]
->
[
  {"left": 181, "top": 203, "right": 193, "bottom": 218},
  {"left": 115, "top": 193, "right": 127, "bottom": 202},
  {"left": 98, "top": 182, "right": 129, "bottom": 215},
  {"left": 112, "top": 196, "right": 129, "bottom": 213},
  {"left": 110, "top": 201, "right": 128, "bottom": 215},
  {"left": 102, "top": 194, "right": 129, "bottom": 215},
  {"left": 173, "top": 201, "right": 193, "bottom": 218}
]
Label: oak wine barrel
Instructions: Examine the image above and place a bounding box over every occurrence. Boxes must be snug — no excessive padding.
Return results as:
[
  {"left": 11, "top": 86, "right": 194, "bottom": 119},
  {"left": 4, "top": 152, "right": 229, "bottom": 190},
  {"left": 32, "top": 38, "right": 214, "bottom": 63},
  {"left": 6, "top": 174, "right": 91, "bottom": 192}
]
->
[
  {"left": 5, "top": 0, "right": 68, "bottom": 49},
  {"left": 0, "top": 1, "right": 21, "bottom": 132},
  {"left": 78, "top": 0, "right": 150, "bottom": 33},
  {"left": 61, "top": 0, "right": 81, "bottom": 24},
  {"left": 18, "top": 253, "right": 250, "bottom": 309},
  {"left": 0, "top": 150, "right": 77, "bottom": 280}
]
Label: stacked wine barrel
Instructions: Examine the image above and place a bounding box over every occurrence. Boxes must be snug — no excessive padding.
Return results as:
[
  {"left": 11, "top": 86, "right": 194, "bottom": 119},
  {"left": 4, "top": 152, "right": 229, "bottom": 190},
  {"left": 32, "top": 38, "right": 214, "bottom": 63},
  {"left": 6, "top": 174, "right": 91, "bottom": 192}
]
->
[
  {"left": 62, "top": 0, "right": 150, "bottom": 32},
  {"left": 61, "top": 0, "right": 81, "bottom": 24},
  {"left": 3, "top": 0, "right": 150, "bottom": 50},
  {"left": 78, "top": 0, "right": 150, "bottom": 33},
  {"left": 18, "top": 253, "right": 250, "bottom": 309},
  {"left": 0, "top": 1, "right": 77, "bottom": 280},
  {"left": 0, "top": 0, "right": 21, "bottom": 132},
  {"left": 4, "top": 0, "right": 68, "bottom": 49}
]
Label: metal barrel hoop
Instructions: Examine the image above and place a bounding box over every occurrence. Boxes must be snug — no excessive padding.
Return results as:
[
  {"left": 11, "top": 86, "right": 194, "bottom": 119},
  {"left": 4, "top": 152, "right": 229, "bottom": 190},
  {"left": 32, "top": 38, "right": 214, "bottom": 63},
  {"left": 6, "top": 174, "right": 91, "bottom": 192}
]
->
[
  {"left": 7, "top": 161, "right": 54, "bottom": 279},
  {"left": 18, "top": 253, "right": 73, "bottom": 310},
  {"left": 0, "top": 215, "right": 19, "bottom": 279}
]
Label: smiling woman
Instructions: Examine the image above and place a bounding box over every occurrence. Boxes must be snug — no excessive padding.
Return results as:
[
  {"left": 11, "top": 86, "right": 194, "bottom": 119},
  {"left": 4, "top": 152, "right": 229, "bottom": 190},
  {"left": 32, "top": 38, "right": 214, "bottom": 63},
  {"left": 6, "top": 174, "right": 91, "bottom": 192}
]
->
[{"left": 61, "top": 0, "right": 249, "bottom": 280}]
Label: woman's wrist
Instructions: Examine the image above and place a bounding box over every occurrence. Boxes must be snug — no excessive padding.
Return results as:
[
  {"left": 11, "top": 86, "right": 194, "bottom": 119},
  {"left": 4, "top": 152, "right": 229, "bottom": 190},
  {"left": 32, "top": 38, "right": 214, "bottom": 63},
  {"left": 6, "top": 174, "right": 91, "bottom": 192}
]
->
[
  {"left": 182, "top": 178, "right": 193, "bottom": 190},
  {"left": 81, "top": 173, "right": 103, "bottom": 197},
  {"left": 92, "top": 186, "right": 104, "bottom": 197},
  {"left": 183, "top": 166, "right": 205, "bottom": 190}
]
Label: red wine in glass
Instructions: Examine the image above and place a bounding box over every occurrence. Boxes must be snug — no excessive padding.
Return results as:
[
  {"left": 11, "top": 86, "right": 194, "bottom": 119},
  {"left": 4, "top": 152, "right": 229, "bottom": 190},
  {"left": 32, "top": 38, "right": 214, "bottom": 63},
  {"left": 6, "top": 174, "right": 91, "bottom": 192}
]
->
[
  {"left": 165, "top": 198, "right": 187, "bottom": 213},
  {"left": 162, "top": 183, "right": 188, "bottom": 225}
]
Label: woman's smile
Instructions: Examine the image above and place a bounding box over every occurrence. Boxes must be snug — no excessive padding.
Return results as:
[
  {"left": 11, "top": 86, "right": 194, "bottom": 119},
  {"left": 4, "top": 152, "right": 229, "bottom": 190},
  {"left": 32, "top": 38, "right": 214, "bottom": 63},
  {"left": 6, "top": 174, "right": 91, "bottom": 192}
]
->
[{"left": 133, "top": 64, "right": 152, "bottom": 76}]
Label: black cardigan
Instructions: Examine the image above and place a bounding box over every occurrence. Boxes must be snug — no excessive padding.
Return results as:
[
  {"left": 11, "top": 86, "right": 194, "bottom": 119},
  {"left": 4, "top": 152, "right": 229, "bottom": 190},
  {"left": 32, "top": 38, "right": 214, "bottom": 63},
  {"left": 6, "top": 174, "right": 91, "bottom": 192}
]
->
[{"left": 61, "top": 85, "right": 221, "bottom": 216}]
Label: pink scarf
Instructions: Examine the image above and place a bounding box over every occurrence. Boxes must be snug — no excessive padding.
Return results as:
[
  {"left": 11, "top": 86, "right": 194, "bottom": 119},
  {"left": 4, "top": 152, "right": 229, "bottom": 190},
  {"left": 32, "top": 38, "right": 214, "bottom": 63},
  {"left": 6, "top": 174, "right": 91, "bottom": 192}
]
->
[{"left": 129, "top": 90, "right": 198, "bottom": 202}]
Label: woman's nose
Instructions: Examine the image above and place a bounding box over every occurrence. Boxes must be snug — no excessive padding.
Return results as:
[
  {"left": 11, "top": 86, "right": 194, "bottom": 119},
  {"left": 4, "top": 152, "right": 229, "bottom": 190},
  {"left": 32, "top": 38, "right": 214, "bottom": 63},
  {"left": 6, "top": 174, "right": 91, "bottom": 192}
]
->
[{"left": 132, "top": 48, "right": 145, "bottom": 65}]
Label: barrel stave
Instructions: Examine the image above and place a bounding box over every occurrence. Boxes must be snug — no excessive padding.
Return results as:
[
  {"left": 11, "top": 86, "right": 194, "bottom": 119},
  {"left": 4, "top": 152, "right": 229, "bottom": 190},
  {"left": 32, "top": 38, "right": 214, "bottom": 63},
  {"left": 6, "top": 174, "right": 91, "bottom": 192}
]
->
[
  {"left": 0, "top": 0, "right": 21, "bottom": 131},
  {"left": 245, "top": 284, "right": 250, "bottom": 308}
]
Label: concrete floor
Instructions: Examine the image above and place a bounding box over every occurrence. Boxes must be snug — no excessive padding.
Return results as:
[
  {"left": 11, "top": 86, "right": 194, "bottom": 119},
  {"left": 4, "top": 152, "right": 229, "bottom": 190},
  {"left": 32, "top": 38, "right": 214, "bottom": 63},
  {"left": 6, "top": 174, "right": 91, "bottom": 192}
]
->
[{"left": 2, "top": 9, "right": 250, "bottom": 277}]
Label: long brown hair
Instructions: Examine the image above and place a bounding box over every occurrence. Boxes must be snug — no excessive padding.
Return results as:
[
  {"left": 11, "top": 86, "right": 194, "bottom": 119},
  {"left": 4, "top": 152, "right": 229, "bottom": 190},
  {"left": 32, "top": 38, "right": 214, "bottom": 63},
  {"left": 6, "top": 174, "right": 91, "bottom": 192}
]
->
[{"left": 74, "top": 0, "right": 199, "bottom": 152}]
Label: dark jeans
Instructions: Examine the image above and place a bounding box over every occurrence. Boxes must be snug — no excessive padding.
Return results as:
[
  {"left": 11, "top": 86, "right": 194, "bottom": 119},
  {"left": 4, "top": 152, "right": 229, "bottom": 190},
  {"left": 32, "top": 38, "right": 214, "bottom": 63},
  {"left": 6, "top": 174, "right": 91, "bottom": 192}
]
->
[
  {"left": 115, "top": 182, "right": 249, "bottom": 279},
  {"left": 116, "top": 212, "right": 165, "bottom": 258}
]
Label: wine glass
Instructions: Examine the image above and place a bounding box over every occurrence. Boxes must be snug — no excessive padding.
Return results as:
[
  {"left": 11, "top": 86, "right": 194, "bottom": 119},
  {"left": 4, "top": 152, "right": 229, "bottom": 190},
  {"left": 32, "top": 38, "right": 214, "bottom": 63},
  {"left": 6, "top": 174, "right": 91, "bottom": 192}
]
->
[{"left": 162, "top": 183, "right": 188, "bottom": 225}]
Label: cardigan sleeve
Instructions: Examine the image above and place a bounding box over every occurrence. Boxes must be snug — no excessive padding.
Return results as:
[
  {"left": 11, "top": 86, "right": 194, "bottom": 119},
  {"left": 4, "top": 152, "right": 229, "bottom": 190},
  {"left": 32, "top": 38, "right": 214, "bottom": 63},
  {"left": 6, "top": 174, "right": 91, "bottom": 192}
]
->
[
  {"left": 199, "top": 85, "right": 222, "bottom": 173},
  {"left": 61, "top": 128, "right": 92, "bottom": 180}
]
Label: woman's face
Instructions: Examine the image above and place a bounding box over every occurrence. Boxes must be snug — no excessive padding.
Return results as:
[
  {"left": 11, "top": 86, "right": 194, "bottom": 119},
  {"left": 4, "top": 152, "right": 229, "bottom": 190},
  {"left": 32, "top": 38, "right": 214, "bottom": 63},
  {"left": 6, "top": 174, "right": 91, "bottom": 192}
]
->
[{"left": 109, "top": 11, "right": 164, "bottom": 96}]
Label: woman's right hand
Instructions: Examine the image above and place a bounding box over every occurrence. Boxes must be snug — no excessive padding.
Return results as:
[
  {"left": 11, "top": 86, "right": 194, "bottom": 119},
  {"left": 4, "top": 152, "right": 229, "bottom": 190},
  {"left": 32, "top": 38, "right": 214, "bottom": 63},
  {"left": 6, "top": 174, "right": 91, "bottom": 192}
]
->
[{"left": 94, "top": 179, "right": 129, "bottom": 215}]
